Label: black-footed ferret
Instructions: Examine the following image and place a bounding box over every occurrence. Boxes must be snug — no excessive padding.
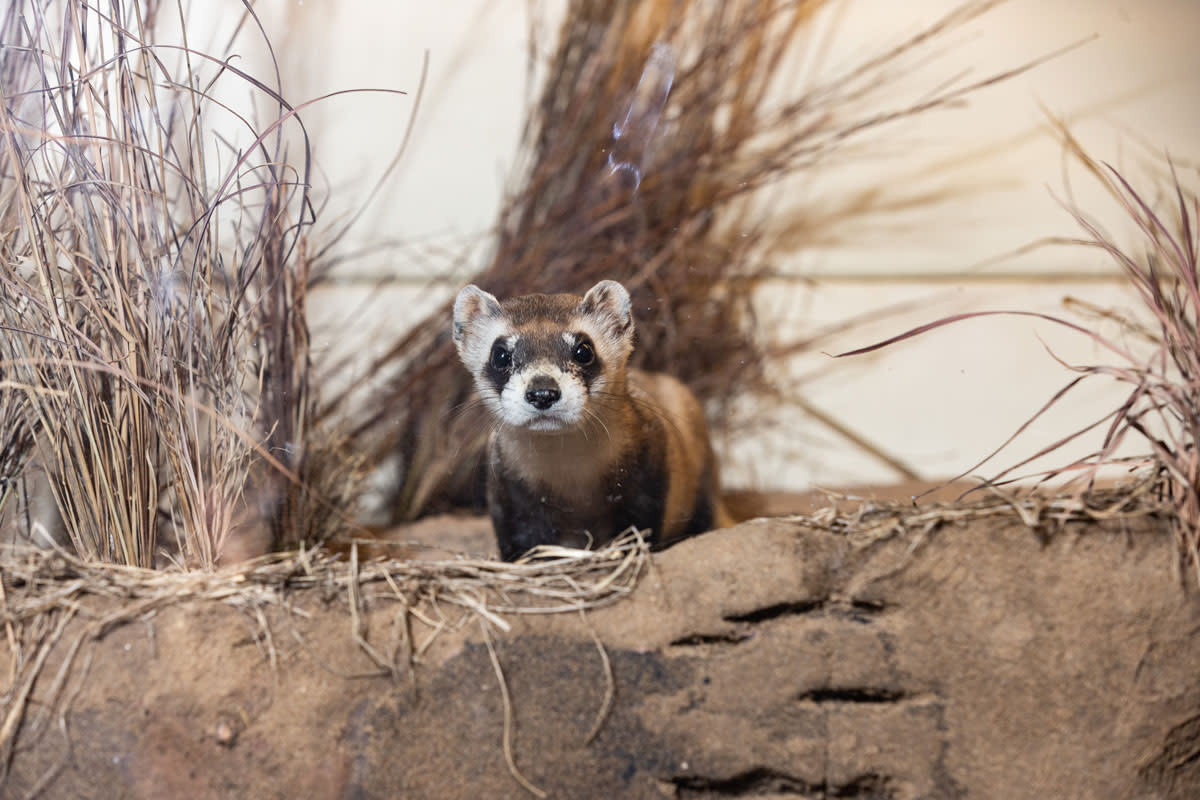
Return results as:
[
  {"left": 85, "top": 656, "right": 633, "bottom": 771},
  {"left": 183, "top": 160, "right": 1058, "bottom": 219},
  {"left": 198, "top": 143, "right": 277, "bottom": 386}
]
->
[{"left": 452, "top": 279, "right": 733, "bottom": 561}]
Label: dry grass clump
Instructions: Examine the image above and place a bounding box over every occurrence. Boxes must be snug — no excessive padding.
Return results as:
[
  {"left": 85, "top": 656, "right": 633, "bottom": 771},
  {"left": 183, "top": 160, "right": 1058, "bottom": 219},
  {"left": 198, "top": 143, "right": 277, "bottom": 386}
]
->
[
  {"left": 797, "top": 479, "right": 1169, "bottom": 545},
  {"left": 0, "top": 531, "right": 649, "bottom": 634},
  {"left": 341, "top": 0, "right": 1036, "bottom": 520},
  {"left": 838, "top": 137, "right": 1200, "bottom": 581},
  {"left": 0, "top": 1, "right": 356, "bottom": 566},
  {"left": 1060, "top": 144, "right": 1200, "bottom": 580},
  {"left": 0, "top": 371, "right": 36, "bottom": 522}
]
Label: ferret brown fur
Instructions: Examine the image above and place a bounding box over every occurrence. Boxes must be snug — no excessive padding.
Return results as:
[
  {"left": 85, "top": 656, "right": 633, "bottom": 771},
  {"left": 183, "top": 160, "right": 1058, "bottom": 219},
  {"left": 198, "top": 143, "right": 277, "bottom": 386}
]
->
[{"left": 452, "top": 279, "right": 732, "bottom": 561}]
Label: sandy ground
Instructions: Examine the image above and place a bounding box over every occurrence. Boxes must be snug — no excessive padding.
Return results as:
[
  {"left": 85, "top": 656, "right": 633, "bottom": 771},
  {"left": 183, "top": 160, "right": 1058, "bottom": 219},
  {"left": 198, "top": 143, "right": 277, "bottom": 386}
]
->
[{"left": 2, "top": 488, "right": 1197, "bottom": 799}]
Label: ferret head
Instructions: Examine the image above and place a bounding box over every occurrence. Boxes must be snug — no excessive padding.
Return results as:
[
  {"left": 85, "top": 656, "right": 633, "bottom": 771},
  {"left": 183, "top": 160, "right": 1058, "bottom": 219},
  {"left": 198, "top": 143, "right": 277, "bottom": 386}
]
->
[{"left": 452, "top": 280, "right": 635, "bottom": 433}]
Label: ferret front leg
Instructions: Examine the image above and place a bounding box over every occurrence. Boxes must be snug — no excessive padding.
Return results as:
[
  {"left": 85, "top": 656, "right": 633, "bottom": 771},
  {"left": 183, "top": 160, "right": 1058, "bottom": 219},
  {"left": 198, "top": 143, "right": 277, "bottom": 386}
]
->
[
  {"left": 608, "top": 455, "right": 668, "bottom": 549},
  {"left": 487, "top": 472, "right": 564, "bottom": 561}
]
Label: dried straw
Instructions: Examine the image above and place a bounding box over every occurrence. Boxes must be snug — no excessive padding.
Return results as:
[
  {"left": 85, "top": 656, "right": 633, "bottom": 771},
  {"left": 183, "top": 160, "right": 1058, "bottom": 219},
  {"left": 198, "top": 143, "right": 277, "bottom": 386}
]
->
[
  {"left": 836, "top": 132, "right": 1200, "bottom": 582},
  {"left": 0, "top": 531, "right": 650, "bottom": 628},
  {"left": 0, "top": 0, "right": 358, "bottom": 565},
  {"left": 796, "top": 477, "right": 1170, "bottom": 545},
  {"left": 335, "top": 0, "right": 1040, "bottom": 520}
]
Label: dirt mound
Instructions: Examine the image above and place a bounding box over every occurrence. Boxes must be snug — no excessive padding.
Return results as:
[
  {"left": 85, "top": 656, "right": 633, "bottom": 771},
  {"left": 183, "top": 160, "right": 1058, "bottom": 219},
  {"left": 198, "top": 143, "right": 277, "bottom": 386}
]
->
[{"left": 2, "top": 503, "right": 1197, "bottom": 799}]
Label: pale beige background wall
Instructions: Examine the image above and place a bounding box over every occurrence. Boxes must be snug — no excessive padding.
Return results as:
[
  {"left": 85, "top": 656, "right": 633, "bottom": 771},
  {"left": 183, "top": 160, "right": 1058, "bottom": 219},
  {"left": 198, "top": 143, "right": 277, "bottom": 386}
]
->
[{"left": 237, "top": 0, "right": 1200, "bottom": 490}]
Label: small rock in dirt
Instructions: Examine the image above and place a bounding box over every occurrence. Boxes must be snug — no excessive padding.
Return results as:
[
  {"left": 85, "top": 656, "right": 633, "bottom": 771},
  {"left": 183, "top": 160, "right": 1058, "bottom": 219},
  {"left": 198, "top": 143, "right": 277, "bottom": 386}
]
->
[{"left": 214, "top": 719, "right": 238, "bottom": 747}]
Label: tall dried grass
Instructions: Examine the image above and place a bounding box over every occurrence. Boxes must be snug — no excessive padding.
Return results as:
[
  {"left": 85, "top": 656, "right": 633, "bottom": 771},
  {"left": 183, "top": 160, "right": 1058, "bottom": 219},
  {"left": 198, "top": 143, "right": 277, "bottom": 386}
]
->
[
  {"left": 0, "top": 1, "right": 356, "bottom": 566},
  {"left": 0, "top": 364, "right": 36, "bottom": 522},
  {"left": 339, "top": 0, "right": 1037, "bottom": 520},
  {"left": 838, "top": 134, "right": 1200, "bottom": 581}
]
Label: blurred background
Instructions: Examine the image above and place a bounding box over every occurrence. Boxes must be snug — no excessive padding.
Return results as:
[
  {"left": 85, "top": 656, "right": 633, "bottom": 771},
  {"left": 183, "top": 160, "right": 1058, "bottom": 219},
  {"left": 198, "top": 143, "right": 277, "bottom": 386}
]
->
[{"left": 223, "top": 0, "right": 1200, "bottom": 494}]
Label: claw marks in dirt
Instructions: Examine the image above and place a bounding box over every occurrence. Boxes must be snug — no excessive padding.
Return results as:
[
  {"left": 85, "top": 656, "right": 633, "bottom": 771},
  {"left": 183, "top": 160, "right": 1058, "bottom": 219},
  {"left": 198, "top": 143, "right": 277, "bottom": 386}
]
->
[
  {"left": 722, "top": 600, "right": 826, "bottom": 624},
  {"left": 1139, "top": 712, "right": 1200, "bottom": 798},
  {"left": 795, "top": 687, "right": 909, "bottom": 705},
  {"left": 664, "top": 695, "right": 952, "bottom": 800},
  {"left": 663, "top": 595, "right": 962, "bottom": 798},
  {"left": 668, "top": 595, "right": 892, "bottom": 651},
  {"left": 671, "top": 768, "right": 894, "bottom": 799}
]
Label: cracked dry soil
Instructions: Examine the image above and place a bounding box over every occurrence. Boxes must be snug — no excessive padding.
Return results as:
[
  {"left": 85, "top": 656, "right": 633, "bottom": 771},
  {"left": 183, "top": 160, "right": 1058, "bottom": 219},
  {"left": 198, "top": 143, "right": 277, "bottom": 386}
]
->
[{"left": 4, "top": 511, "right": 1199, "bottom": 799}]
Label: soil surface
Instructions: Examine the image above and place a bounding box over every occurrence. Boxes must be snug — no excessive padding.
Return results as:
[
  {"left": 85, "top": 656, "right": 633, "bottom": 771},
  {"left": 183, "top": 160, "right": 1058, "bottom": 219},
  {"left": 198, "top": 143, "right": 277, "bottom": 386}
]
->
[{"left": 2, "top": 500, "right": 1198, "bottom": 799}]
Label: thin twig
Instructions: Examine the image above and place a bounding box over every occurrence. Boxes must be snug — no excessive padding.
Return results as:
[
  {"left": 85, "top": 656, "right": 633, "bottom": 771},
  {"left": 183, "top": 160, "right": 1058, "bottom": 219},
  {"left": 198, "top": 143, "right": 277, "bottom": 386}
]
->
[
  {"left": 580, "top": 608, "right": 615, "bottom": 746},
  {"left": 479, "top": 618, "right": 547, "bottom": 799}
]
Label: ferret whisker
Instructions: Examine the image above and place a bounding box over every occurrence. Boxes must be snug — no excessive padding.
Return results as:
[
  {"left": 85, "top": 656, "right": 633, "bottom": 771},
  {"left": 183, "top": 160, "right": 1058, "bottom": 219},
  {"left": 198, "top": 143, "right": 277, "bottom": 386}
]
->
[
  {"left": 447, "top": 397, "right": 492, "bottom": 427},
  {"left": 583, "top": 407, "right": 613, "bottom": 443},
  {"left": 591, "top": 389, "right": 689, "bottom": 443}
]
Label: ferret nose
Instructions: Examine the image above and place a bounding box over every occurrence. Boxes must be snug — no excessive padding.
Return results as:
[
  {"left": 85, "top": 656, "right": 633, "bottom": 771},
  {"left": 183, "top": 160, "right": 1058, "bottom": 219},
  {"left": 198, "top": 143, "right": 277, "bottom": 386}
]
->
[{"left": 525, "top": 376, "right": 561, "bottom": 410}]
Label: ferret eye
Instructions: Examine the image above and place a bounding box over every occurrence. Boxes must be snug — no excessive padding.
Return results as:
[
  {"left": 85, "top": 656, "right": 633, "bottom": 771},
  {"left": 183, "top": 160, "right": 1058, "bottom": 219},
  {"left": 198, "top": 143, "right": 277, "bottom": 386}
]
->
[
  {"left": 571, "top": 337, "right": 595, "bottom": 366},
  {"left": 490, "top": 341, "right": 512, "bottom": 370}
]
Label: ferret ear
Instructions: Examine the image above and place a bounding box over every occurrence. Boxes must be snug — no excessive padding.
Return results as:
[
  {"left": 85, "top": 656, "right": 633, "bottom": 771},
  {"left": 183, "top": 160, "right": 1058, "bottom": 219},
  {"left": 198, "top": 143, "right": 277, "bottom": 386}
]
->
[
  {"left": 452, "top": 285, "right": 503, "bottom": 351},
  {"left": 579, "top": 280, "right": 633, "bottom": 341}
]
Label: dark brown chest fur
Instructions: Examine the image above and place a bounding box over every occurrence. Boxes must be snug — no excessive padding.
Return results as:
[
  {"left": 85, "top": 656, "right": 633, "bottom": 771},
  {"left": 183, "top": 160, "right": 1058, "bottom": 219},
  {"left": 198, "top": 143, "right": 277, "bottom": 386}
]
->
[{"left": 485, "top": 403, "right": 683, "bottom": 560}]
